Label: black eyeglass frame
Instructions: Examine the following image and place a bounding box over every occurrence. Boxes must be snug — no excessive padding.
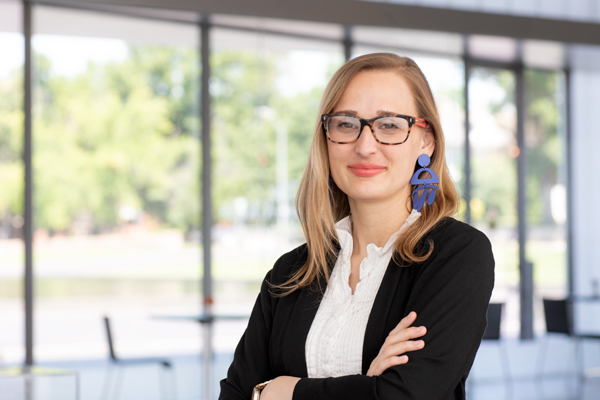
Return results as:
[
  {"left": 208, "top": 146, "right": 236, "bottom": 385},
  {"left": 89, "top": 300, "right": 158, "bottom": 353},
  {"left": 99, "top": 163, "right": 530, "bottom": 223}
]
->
[{"left": 321, "top": 113, "right": 428, "bottom": 145}]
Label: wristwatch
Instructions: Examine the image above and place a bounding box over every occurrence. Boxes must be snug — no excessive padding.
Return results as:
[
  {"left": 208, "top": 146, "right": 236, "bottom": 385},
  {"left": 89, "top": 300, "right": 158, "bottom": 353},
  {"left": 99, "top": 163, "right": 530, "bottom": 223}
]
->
[{"left": 251, "top": 380, "right": 273, "bottom": 400}]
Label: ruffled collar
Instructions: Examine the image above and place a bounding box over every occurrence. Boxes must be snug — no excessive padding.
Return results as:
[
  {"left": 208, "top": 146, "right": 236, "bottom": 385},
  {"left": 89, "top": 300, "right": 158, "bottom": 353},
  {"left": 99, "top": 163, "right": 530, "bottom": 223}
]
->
[{"left": 334, "top": 209, "right": 421, "bottom": 259}]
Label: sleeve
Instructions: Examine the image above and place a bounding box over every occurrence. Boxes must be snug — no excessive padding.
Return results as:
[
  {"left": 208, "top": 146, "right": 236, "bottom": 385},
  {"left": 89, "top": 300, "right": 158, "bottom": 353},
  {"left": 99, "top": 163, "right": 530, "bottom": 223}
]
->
[
  {"left": 292, "top": 226, "right": 495, "bottom": 400},
  {"left": 219, "top": 269, "right": 276, "bottom": 400}
]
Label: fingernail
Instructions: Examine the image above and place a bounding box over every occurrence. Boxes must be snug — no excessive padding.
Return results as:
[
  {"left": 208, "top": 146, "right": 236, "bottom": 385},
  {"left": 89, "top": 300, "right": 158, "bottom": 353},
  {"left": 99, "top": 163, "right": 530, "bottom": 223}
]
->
[
  {"left": 417, "top": 340, "right": 424, "bottom": 346},
  {"left": 401, "top": 355, "right": 408, "bottom": 362}
]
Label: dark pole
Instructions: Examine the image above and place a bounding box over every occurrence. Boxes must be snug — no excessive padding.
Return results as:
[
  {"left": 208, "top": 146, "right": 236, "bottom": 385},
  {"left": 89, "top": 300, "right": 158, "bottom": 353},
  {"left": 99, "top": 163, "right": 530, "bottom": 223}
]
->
[
  {"left": 516, "top": 61, "right": 533, "bottom": 340},
  {"left": 23, "top": 0, "right": 34, "bottom": 368},
  {"left": 200, "top": 14, "right": 213, "bottom": 400},
  {"left": 343, "top": 25, "right": 352, "bottom": 61},
  {"left": 564, "top": 67, "right": 573, "bottom": 299},
  {"left": 463, "top": 37, "right": 472, "bottom": 224},
  {"left": 200, "top": 14, "right": 212, "bottom": 317}
]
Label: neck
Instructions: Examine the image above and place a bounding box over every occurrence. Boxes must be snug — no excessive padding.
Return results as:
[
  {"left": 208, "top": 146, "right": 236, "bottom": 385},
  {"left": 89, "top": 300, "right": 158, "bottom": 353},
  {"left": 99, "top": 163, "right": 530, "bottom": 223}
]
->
[{"left": 348, "top": 194, "right": 411, "bottom": 257}]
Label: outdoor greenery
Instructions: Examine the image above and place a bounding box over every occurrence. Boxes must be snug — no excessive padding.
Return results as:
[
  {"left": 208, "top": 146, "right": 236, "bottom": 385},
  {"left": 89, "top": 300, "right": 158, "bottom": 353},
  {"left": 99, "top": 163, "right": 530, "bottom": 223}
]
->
[
  {"left": 468, "top": 68, "right": 563, "bottom": 228},
  {"left": 0, "top": 46, "right": 340, "bottom": 238},
  {"left": 0, "top": 45, "right": 563, "bottom": 238}
]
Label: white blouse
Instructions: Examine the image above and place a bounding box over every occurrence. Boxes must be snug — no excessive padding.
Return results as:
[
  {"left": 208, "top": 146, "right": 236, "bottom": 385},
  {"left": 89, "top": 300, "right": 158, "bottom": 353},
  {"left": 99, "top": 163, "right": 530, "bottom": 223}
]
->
[{"left": 305, "top": 210, "right": 421, "bottom": 378}]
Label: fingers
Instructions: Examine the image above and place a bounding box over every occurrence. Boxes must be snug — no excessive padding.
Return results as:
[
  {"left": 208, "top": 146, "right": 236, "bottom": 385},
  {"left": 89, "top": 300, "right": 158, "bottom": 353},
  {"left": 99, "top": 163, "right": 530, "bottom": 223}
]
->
[
  {"left": 367, "top": 355, "right": 409, "bottom": 376},
  {"left": 383, "top": 355, "right": 409, "bottom": 370},
  {"left": 383, "top": 339, "right": 425, "bottom": 358},
  {"left": 389, "top": 311, "right": 417, "bottom": 335},
  {"left": 386, "top": 325, "right": 427, "bottom": 346}
]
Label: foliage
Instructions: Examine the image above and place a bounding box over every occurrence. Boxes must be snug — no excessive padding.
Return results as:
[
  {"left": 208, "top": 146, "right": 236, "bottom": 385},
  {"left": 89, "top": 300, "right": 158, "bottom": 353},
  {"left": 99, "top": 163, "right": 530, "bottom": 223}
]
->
[
  {"left": 467, "top": 68, "right": 562, "bottom": 227},
  {"left": 0, "top": 45, "right": 339, "bottom": 236},
  {"left": 0, "top": 67, "right": 23, "bottom": 220}
]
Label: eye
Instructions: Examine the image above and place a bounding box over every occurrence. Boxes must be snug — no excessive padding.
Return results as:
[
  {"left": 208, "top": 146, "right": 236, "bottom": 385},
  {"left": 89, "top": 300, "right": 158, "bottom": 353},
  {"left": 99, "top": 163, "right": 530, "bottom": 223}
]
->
[
  {"left": 330, "top": 116, "right": 359, "bottom": 131},
  {"left": 338, "top": 121, "right": 358, "bottom": 129},
  {"left": 380, "top": 122, "right": 400, "bottom": 129}
]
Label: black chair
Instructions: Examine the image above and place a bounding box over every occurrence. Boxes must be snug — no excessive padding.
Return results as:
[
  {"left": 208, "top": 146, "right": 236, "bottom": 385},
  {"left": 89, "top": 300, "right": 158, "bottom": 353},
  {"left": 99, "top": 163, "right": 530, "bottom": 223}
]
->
[
  {"left": 539, "top": 298, "right": 600, "bottom": 382},
  {"left": 468, "top": 303, "right": 511, "bottom": 399},
  {"left": 482, "top": 303, "right": 511, "bottom": 383},
  {"left": 102, "top": 316, "right": 177, "bottom": 400}
]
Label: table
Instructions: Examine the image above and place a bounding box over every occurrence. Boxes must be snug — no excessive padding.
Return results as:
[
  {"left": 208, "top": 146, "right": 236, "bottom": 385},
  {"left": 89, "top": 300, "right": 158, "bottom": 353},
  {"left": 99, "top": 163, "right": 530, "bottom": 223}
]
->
[
  {"left": 152, "top": 313, "right": 249, "bottom": 400},
  {"left": 0, "top": 366, "right": 79, "bottom": 400}
]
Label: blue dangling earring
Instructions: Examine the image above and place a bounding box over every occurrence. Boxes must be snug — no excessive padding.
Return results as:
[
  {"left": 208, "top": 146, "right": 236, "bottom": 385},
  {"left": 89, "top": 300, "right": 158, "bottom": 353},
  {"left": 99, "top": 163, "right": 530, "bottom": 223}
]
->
[{"left": 410, "top": 154, "right": 439, "bottom": 212}]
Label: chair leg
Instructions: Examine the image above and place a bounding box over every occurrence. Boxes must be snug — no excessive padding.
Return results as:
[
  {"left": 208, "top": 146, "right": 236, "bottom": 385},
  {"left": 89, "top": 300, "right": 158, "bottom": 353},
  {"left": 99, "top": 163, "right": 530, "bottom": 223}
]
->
[
  {"left": 536, "top": 336, "right": 548, "bottom": 380},
  {"left": 101, "top": 365, "right": 115, "bottom": 400},
  {"left": 169, "top": 367, "right": 178, "bottom": 400},
  {"left": 112, "top": 366, "right": 125, "bottom": 400},
  {"left": 158, "top": 365, "right": 177, "bottom": 400},
  {"left": 574, "top": 338, "right": 584, "bottom": 400},
  {"left": 499, "top": 342, "right": 512, "bottom": 400}
]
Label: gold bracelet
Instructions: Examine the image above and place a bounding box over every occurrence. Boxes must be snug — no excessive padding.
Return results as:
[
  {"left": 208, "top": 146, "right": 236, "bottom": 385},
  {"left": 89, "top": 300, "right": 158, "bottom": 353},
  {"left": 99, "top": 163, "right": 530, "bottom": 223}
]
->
[{"left": 251, "top": 380, "right": 273, "bottom": 400}]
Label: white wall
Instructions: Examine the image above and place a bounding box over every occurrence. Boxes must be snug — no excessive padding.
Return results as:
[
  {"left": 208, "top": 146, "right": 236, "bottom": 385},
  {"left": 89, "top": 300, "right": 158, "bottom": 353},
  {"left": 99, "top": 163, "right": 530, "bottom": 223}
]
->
[{"left": 570, "top": 44, "right": 600, "bottom": 333}]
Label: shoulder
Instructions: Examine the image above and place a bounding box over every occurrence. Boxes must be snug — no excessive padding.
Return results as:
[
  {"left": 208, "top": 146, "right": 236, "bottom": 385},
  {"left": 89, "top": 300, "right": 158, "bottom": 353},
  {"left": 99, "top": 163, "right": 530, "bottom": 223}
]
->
[
  {"left": 266, "top": 243, "right": 309, "bottom": 286},
  {"left": 422, "top": 217, "right": 494, "bottom": 275},
  {"left": 428, "top": 217, "right": 492, "bottom": 252}
]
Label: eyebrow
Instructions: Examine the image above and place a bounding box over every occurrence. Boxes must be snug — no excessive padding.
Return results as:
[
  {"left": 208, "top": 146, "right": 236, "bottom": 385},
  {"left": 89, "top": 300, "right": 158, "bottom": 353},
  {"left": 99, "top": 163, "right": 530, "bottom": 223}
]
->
[{"left": 335, "top": 109, "right": 399, "bottom": 117}]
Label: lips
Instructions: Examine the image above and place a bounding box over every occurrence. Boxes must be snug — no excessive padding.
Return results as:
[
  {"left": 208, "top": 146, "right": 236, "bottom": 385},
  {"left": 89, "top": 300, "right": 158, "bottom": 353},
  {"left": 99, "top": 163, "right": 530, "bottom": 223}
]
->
[{"left": 348, "top": 163, "right": 386, "bottom": 177}]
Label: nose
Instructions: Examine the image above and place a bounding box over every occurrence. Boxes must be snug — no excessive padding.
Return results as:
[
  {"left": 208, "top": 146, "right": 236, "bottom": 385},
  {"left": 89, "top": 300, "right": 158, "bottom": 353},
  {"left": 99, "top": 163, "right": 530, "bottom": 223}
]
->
[{"left": 354, "top": 124, "right": 378, "bottom": 156}]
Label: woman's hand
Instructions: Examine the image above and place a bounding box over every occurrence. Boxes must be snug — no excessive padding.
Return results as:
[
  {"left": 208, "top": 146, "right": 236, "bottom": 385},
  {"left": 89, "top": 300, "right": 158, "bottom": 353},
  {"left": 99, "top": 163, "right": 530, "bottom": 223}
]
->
[
  {"left": 260, "top": 376, "right": 301, "bottom": 400},
  {"left": 367, "top": 311, "right": 426, "bottom": 376}
]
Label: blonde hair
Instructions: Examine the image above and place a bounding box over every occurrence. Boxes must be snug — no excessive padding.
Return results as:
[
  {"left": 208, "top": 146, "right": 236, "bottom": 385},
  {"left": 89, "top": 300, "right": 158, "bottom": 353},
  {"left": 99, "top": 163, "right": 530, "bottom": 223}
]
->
[{"left": 276, "top": 53, "right": 459, "bottom": 295}]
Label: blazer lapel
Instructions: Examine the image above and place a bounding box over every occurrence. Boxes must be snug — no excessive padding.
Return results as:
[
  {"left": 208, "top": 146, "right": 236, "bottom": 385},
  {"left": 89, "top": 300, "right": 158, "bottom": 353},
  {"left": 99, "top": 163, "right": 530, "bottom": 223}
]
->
[
  {"left": 361, "top": 258, "right": 406, "bottom": 374},
  {"left": 286, "top": 285, "right": 322, "bottom": 377},
  {"left": 284, "top": 247, "right": 338, "bottom": 377}
]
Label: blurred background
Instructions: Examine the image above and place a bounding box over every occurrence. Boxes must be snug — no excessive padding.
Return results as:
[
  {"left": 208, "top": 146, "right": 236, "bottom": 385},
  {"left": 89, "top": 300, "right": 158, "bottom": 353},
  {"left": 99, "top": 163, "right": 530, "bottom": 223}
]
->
[{"left": 1, "top": 0, "right": 600, "bottom": 399}]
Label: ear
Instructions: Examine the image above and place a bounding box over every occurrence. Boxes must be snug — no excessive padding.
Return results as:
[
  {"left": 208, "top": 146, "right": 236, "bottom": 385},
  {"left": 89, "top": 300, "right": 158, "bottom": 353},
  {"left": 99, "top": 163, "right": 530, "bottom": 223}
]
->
[{"left": 420, "top": 130, "right": 435, "bottom": 157}]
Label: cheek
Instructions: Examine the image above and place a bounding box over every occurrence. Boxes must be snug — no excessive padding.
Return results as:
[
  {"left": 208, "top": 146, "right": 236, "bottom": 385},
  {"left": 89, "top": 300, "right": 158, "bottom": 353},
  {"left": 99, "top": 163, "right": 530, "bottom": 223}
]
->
[
  {"left": 327, "top": 144, "right": 344, "bottom": 176},
  {"left": 386, "top": 149, "right": 417, "bottom": 183}
]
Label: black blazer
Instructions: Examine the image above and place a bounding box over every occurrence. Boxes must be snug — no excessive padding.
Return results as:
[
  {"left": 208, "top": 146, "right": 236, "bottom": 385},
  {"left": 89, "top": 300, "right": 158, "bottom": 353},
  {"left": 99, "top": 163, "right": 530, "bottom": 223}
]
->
[{"left": 219, "top": 217, "right": 495, "bottom": 400}]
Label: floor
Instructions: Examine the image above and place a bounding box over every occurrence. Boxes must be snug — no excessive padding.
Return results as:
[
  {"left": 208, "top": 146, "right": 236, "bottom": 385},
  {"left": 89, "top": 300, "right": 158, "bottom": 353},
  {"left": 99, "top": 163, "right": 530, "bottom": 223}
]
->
[{"left": 1, "top": 338, "right": 599, "bottom": 400}]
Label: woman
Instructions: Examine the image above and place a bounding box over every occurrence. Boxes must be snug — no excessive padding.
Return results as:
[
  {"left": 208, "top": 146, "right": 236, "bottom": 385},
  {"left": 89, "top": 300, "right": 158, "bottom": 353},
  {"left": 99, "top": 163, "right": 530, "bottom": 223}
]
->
[{"left": 219, "top": 53, "right": 494, "bottom": 400}]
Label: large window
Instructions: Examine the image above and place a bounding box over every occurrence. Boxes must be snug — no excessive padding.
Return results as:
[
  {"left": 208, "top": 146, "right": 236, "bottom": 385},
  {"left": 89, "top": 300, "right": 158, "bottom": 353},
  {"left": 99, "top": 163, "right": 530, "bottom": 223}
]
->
[
  {"left": 3, "top": 3, "right": 582, "bottom": 398},
  {"left": 0, "top": 0, "right": 24, "bottom": 366},
  {"left": 31, "top": 6, "right": 202, "bottom": 373},
  {"left": 468, "top": 66, "right": 519, "bottom": 334},
  {"left": 209, "top": 19, "right": 345, "bottom": 357},
  {"left": 525, "top": 69, "right": 568, "bottom": 332}
]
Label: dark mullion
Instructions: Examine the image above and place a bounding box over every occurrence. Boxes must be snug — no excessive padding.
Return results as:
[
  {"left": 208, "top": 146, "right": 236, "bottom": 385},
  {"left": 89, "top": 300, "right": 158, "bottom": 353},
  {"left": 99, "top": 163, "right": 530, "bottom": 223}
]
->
[
  {"left": 23, "top": 0, "right": 34, "bottom": 367},
  {"left": 564, "top": 67, "right": 573, "bottom": 300},
  {"left": 516, "top": 62, "right": 533, "bottom": 340},
  {"left": 463, "top": 36, "right": 472, "bottom": 225},
  {"left": 200, "top": 14, "right": 213, "bottom": 400}
]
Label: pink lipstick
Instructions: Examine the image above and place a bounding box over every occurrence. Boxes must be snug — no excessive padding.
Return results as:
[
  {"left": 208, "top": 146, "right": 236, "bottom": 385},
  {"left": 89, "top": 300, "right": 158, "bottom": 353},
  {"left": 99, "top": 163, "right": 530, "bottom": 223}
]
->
[{"left": 348, "top": 163, "right": 386, "bottom": 177}]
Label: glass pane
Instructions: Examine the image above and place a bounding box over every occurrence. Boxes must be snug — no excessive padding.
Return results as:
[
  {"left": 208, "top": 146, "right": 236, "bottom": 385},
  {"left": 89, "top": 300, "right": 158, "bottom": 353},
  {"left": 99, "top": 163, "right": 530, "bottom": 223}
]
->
[
  {"left": 468, "top": 35, "right": 518, "bottom": 63},
  {"left": 523, "top": 40, "right": 565, "bottom": 70},
  {"left": 469, "top": 67, "right": 519, "bottom": 335},
  {"left": 524, "top": 69, "right": 567, "bottom": 335},
  {"left": 353, "top": 26, "right": 463, "bottom": 56},
  {"left": 0, "top": 0, "right": 24, "bottom": 366},
  {"left": 32, "top": 5, "right": 201, "bottom": 388},
  {"left": 212, "top": 14, "right": 344, "bottom": 41},
  {"left": 210, "top": 25, "right": 344, "bottom": 337}
]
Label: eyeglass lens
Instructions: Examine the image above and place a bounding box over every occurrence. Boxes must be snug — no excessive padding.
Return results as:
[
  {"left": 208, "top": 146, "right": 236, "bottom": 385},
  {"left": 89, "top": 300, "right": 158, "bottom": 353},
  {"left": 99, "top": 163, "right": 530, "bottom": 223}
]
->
[{"left": 327, "top": 115, "right": 410, "bottom": 143}]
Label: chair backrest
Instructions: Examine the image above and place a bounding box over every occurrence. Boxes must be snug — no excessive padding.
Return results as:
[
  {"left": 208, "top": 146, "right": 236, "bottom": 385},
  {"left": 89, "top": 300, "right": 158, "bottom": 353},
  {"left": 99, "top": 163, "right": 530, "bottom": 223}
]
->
[
  {"left": 482, "top": 303, "right": 503, "bottom": 340},
  {"left": 542, "top": 298, "right": 572, "bottom": 335},
  {"left": 103, "top": 316, "right": 118, "bottom": 361}
]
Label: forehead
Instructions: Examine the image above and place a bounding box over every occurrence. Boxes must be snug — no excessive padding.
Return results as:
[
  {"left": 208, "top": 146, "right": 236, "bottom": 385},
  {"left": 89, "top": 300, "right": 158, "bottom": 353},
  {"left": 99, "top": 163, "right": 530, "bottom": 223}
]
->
[{"left": 333, "top": 70, "right": 417, "bottom": 116}]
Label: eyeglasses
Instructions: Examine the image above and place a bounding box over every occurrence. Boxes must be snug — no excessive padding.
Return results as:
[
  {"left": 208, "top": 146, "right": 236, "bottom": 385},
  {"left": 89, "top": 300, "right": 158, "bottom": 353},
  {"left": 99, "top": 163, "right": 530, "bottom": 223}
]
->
[{"left": 321, "top": 113, "right": 428, "bottom": 145}]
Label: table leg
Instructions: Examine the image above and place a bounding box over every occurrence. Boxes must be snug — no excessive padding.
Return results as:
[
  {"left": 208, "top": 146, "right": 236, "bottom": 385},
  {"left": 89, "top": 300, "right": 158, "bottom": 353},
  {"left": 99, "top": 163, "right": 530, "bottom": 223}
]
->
[{"left": 203, "top": 322, "right": 213, "bottom": 400}]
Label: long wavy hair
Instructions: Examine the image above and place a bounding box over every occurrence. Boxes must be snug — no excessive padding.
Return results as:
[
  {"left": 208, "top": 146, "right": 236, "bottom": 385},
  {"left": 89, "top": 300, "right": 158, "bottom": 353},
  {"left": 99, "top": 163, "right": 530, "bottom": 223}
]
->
[{"left": 276, "top": 53, "right": 459, "bottom": 295}]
